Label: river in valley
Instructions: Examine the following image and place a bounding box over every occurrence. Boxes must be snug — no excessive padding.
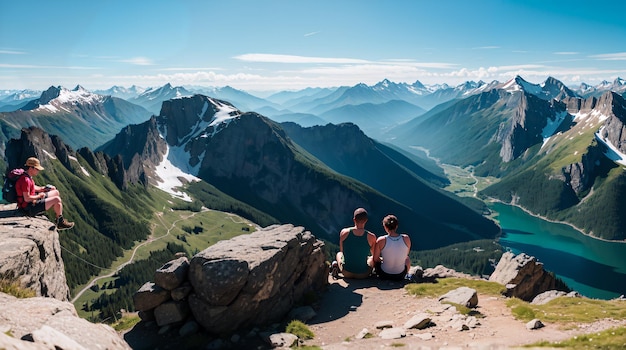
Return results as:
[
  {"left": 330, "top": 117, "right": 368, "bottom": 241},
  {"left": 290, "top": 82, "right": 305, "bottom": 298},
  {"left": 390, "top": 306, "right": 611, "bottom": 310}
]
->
[{"left": 490, "top": 202, "right": 626, "bottom": 300}]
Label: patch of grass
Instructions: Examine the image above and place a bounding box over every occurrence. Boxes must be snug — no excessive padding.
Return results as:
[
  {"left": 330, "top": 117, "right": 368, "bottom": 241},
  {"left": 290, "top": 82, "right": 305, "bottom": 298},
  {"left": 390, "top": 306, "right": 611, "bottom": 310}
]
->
[
  {"left": 363, "top": 332, "right": 374, "bottom": 339},
  {"left": 0, "top": 274, "right": 36, "bottom": 298},
  {"left": 4, "top": 329, "right": 13, "bottom": 337},
  {"left": 111, "top": 314, "right": 141, "bottom": 332},
  {"left": 391, "top": 343, "right": 406, "bottom": 347},
  {"left": 525, "top": 326, "right": 626, "bottom": 349},
  {"left": 405, "top": 277, "right": 506, "bottom": 298},
  {"left": 506, "top": 297, "right": 626, "bottom": 324},
  {"left": 440, "top": 301, "right": 485, "bottom": 318},
  {"left": 285, "top": 320, "right": 314, "bottom": 340}
]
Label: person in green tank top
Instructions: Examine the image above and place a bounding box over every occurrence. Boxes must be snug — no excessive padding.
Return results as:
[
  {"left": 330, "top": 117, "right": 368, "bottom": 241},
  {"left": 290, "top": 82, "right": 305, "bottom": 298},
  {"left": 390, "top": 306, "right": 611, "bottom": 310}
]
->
[{"left": 333, "top": 207, "right": 377, "bottom": 279}]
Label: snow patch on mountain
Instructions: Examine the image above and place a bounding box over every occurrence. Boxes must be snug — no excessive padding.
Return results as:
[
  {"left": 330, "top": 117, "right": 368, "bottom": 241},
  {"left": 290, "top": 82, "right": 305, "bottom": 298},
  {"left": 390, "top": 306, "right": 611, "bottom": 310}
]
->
[
  {"left": 541, "top": 111, "right": 568, "bottom": 147},
  {"left": 596, "top": 126, "right": 626, "bottom": 167},
  {"left": 154, "top": 145, "right": 201, "bottom": 202},
  {"left": 209, "top": 101, "right": 239, "bottom": 127}
]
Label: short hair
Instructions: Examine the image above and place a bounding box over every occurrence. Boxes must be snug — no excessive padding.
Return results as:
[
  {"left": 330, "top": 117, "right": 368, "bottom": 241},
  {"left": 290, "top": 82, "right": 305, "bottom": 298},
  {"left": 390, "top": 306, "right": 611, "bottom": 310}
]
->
[{"left": 353, "top": 207, "right": 368, "bottom": 222}]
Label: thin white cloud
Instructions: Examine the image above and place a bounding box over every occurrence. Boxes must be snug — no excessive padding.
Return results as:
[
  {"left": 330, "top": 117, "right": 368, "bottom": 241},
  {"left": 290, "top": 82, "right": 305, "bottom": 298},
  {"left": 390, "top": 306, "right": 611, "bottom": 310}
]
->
[
  {"left": 118, "top": 57, "right": 154, "bottom": 66},
  {"left": 0, "top": 50, "right": 25, "bottom": 55},
  {"left": 473, "top": 46, "right": 500, "bottom": 50},
  {"left": 161, "top": 67, "right": 224, "bottom": 71},
  {"left": 554, "top": 52, "right": 579, "bottom": 55},
  {"left": 304, "top": 31, "right": 320, "bottom": 37},
  {"left": 234, "top": 53, "right": 369, "bottom": 64},
  {"left": 590, "top": 52, "right": 626, "bottom": 61},
  {"left": 382, "top": 59, "right": 457, "bottom": 69}
]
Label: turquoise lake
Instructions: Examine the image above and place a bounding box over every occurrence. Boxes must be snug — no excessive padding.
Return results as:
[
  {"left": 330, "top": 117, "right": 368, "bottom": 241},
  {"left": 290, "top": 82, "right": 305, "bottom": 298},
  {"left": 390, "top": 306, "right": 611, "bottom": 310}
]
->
[{"left": 490, "top": 202, "right": 626, "bottom": 300}]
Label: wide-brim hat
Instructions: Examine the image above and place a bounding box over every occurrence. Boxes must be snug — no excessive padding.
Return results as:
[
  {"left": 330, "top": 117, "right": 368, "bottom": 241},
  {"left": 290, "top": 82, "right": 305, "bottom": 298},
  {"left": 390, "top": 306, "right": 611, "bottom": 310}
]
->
[{"left": 25, "top": 157, "right": 44, "bottom": 170}]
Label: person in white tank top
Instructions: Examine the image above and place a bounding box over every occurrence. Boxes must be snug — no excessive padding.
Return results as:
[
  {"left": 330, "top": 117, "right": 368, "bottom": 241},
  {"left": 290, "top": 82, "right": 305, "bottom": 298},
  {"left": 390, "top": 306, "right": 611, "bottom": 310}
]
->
[{"left": 373, "top": 214, "right": 412, "bottom": 280}]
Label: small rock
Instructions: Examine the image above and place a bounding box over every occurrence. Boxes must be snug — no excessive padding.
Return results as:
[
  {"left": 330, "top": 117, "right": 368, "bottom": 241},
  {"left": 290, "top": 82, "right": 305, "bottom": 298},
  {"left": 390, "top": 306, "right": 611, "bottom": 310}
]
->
[
  {"left": 526, "top": 319, "right": 544, "bottom": 330},
  {"left": 415, "top": 332, "right": 433, "bottom": 340},
  {"left": 355, "top": 328, "right": 369, "bottom": 339},
  {"left": 403, "top": 313, "right": 431, "bottom": 330},
  {"left": 379, "top": 327, "right": 406, "bottom": 339},
  {"left": 268, "top": 333, "right": 298, "bottom": 347},
  {"left": 288, "top": 306, "right": 317, "bottom": 322},
  {"left": 178, "top": 320, "right": 199, "bottom": 337},
  {"left": 230, "top": 333, "right": 240, "bottom": 343},
  {"left": 375, "top": 320, "right": 394, "bottom": 329},
  {"left": 157, "top": 324, "right": 171, "bottom": 335}
]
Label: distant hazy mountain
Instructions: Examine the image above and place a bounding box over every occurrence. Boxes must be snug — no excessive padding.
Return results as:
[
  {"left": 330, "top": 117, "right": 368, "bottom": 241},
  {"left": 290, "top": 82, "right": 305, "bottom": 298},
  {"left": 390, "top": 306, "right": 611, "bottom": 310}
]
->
[
  {"left": 0, "top": 85, "right": 152, "bottom": 149},
  {"left": 94, "top": 85, "right": 147, "bottom": 100},
  {"left": 319, "top": 100, "right": 425, "bottom": 140},
  {"left": 0, "top": 89, "right": 41, "bottom": 112},
  {"left": 264, "top": 87, "right": 337, "bottom": 105},
  {"left": 190, "top": 85, "right": 280, "bottom": 112},
  {"left": 128, "top": 83, "right": 193, "bottom": 114},
  {"left": 574, "top": 77, "right": 626, "bottom": 98},
  {"left": 265, "top": 111, "right": 327, "bottom": 127}
]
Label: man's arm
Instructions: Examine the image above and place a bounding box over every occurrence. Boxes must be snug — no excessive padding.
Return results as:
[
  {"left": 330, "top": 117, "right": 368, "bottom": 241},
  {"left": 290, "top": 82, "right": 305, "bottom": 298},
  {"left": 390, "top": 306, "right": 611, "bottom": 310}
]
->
[
  {"left": 367, "top": 232, "right": 377, "bottom": 255},
  {"left": 338, "top": 228, "right": 349, "bottom": 252}
]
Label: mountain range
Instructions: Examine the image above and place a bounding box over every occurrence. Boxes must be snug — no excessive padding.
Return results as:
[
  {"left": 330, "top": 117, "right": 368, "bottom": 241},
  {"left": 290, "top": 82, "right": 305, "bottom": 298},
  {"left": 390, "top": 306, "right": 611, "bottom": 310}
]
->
[
  {"left": 388, "top": 75, "right": 626, "bottom": 240},
  {"left": 2, "top": 74, "right": 626, "bottom": 292},
  {"left": 97, "top": 94, "right": 499, "bottom": 248}
]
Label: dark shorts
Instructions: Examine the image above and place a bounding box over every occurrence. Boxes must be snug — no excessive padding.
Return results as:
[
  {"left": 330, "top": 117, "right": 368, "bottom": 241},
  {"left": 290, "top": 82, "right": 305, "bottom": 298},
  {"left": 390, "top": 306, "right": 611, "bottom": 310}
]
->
[
  {"left": 374, "top": 261, "right": 407, "bottom": 281},
  {"left": 20, "top": 199, "right": 46, "bottom": 217}
]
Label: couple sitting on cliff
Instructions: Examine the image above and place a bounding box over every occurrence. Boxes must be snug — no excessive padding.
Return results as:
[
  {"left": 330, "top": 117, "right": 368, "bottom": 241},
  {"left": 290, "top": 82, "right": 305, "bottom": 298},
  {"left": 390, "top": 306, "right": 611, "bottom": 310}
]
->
[{"left": 332, "top": 207, "right": 412, "bottom": 281}]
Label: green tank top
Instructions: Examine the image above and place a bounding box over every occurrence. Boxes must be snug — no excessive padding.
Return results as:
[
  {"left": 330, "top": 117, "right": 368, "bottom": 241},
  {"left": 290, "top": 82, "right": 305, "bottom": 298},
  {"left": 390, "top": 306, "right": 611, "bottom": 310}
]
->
[{"left": 343, "top": 229, "right": 371, "bottom": 274}]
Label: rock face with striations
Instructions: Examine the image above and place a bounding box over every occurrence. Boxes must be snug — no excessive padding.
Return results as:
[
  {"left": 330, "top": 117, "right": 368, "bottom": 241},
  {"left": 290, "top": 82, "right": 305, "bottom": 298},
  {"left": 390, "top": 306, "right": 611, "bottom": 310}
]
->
[
  {"left": 0, "top": 206, "right": 131, "bottom": 349},
  {"left": 188, "top": 224, "right": 327, "bottom": 333},
  {"left": 489, "top": 252, "right": 561, "bottom": 301},
  {"left": 0, "top": 205, "right": 69, "bottom": 301}
]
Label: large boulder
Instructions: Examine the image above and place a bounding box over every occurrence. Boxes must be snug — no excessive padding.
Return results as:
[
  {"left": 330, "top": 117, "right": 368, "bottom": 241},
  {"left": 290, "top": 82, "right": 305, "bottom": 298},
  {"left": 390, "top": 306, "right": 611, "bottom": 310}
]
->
[
  {"left": 0, "top": 292, "right": 130, "bottom": 350},
  {"left": 187, "top": 224, "right": 327, "bottom": 333},
  {"left": 489, "top": 252, "right": 559, "bottom": 301},
  {"left": 0, "top": 205, "right": 70, "bottom": 301}
]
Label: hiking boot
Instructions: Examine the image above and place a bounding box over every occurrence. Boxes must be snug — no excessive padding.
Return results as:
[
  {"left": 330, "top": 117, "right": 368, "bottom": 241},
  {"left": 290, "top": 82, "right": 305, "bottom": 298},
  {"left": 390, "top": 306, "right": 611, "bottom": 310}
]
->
[
  {"left": 331, "top": 261, "right": 339, "bottom": 279},
  {"left": 56, "top": 217, "right": 74, "bottom": 230}
]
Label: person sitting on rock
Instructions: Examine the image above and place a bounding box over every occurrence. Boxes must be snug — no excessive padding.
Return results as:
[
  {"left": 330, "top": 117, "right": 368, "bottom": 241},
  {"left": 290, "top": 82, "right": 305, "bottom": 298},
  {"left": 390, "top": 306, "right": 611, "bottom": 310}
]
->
[
  {"left": 373, "top": 214, "right": 411, "bottom": 281},
  {"left": 333, "top": 207, "right": 376, "bottom": 279},
  {"left": 15, "top": 157, "right": 74, "bottom": 230}
]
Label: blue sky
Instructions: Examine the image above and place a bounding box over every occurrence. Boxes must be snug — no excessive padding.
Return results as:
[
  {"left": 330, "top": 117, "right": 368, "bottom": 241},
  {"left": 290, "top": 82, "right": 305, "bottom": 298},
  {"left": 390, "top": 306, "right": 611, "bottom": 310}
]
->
[{"left": 1, "top": 0, "right": 626, "bottom": 92}]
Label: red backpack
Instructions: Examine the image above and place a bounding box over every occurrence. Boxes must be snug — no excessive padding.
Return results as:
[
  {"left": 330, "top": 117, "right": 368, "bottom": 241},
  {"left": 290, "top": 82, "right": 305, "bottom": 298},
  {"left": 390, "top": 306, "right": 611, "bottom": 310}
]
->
[{"left": 2, "top": 168, "right": 25, "bottom": 203}]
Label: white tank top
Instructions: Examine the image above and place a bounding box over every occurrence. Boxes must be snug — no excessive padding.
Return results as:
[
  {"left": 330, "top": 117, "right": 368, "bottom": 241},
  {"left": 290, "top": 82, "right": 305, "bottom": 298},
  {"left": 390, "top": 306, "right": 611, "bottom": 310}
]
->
[{"left": 381, "top": 234, "right": 409, "bottom": 274}]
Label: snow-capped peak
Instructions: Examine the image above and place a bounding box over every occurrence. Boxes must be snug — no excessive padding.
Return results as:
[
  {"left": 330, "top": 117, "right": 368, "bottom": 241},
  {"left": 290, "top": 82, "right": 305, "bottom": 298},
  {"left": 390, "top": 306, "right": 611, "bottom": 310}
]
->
[
  {"left": 33, "top": 85, "right": 104, "bottom": 113},
  {"left": 501, "top": 75, "right": 542, "bottom": 95}
]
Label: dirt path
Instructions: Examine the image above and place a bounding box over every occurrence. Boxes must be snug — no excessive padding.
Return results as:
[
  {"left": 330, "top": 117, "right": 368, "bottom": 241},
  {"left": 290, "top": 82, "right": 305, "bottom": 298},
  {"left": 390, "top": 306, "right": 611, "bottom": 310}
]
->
[
  {"left": 71, "top": 210, "right": 204, "bottom": 304},
  {"left": 304, "top": 275, "right": 625, "bottom": 349}
]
